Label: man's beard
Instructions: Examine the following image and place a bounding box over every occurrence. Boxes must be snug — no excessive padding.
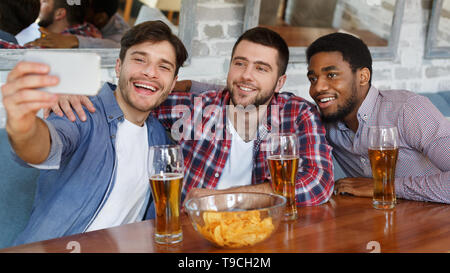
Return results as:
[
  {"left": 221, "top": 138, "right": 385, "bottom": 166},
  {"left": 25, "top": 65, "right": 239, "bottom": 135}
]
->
[
  {"left": 321, "top": 82, "right": 358, "bottom": 123},
  {"left": 38, "top": 10, "right": 55, "bottom": 28},
  {"left": 229, "top": 82, "right": 276, "bottom": 108}
]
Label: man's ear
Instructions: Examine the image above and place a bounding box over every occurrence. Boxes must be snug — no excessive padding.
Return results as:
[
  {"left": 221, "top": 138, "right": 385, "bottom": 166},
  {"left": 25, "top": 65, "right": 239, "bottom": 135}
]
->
[
  {"left": 115, "top": 58, "right": 121, "bottom": 79},
  {"left": 274, "top": 74, "right": 287, "bottom": 93},
  {"left": 169, "top": 76, "right": 178, "bottom": 93},
  {"left": 54, "top": 8, "right": 67, "bottom": 21},
  {"left": 359, "top": 67, "right": 371, "bottom": 87}
]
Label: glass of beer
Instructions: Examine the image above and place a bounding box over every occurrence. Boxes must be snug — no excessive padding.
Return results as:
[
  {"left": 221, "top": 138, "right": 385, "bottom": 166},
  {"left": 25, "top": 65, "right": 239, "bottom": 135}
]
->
[
  {"left": 148, "top": 145, "right": 184, "bottom": 244},
  {"left": 368, "top": 126, "right": 399, "bottom": 210},
  {"left": 267, "top": 133, "right": 299, "bottom": 221}
]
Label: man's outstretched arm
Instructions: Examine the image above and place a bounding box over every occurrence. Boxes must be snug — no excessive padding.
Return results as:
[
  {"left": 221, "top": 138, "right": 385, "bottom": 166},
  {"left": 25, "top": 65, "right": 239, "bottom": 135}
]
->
[{"left": 2, "top": 62, "right": 59, "bottom": 164}]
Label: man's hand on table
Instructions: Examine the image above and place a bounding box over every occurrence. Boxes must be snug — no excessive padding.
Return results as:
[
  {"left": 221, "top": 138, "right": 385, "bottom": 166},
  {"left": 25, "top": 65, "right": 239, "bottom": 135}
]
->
[{"left": 334, "top": 177, "right": 373, "bottom": 197}]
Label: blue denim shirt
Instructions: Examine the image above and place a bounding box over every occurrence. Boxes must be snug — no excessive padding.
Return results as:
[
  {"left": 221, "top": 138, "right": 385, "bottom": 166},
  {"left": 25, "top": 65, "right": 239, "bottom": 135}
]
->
[
  {"left": 0, "top": 29, "right": 18, "bottom": 44},
  {"left": 12, "top": 83, "right": 171, "bottom": 246}
]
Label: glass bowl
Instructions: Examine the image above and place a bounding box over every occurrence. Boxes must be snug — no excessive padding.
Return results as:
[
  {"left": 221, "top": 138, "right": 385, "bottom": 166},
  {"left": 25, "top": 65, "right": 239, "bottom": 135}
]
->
[{"left": 185, "top": 192, "right": 286, "bottom": 248}]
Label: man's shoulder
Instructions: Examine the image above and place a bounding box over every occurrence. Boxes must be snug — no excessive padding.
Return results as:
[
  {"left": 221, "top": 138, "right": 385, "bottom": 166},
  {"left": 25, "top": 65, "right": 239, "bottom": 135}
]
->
[
  {"left": 168, "top": 89, "right": 226, "bottom": 103},
  {"left": 378, "top": 89, "right": 425, "bottom": 104},
  {"left": 63, "top": 23, "right": 103, "bottom": 38},
  {"left": 274, "top": 92, "right": 318, "bottom": 110}
]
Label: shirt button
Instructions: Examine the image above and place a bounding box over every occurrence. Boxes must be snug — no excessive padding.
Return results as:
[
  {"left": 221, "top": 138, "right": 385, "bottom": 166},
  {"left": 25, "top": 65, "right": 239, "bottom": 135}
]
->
[
  {"left": 111, "top": 135, "right": 115, "bottom": 139},
  {"left": 214, "top": 173, "right": 219, "bottom": 178},
  {"left": 224, "top": 147, "right": 228, "bottom": 151},
  {"left": 108, "top": 115, "right": 113, "bottom": 119},
  {"left": 361, "top": 157, "right": 366, "bottom": 163},
  {"left": 363, "top": 115, "right": 368, "bottom": 120}
]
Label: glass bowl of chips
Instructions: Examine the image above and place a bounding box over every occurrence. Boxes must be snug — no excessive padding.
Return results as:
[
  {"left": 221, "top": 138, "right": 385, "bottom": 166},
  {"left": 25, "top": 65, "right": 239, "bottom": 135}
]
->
[{"left": 185, "top": 192, "right": 286, "bottom": 248}]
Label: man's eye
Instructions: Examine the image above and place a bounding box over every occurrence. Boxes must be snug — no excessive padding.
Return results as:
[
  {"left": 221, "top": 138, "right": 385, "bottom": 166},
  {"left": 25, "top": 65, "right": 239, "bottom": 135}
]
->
[
  {"left": 134, "top": 58, "right": 144, "bottom": 63},
  {"left": 308, "top": 77, "right": 317, "bottom": 83},
  {"left": 160, "top": 65, "right": 171, "bottom": 71},
  {"left": 256, "top": 66, "right": 268, "bottom": 72},
  {"left": 327, "top": 73, "right": 337, "bottom": 78}
]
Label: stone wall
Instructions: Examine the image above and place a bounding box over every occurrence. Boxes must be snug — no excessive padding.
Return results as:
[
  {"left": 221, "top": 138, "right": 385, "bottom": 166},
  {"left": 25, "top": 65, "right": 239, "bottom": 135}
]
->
[{"left": 0, "top": 0, "right": 449, "bottom": 128}]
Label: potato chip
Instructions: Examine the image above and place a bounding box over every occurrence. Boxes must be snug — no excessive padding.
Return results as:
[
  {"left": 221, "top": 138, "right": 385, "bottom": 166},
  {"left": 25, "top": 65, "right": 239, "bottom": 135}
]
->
[{"left": 196, "top": 210, "right": 275, "bottom": 248}]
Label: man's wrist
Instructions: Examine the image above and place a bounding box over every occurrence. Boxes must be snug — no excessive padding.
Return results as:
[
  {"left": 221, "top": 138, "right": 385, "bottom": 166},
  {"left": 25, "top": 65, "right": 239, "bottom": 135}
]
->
[{"left": 6, "top": 120, "right": 38, "bottom": 145}]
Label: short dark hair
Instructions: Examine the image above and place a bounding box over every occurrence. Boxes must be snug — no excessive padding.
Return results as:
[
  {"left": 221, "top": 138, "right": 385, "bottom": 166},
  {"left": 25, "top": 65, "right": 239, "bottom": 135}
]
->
[
  {"left": 119, "top": 20, "right": 188, "bottom": 76},
  {"left": 0, "top": 0, "right": 40, "bottom": 35},
  {"left": 306, "top": 32, "right": 373, "bottom": 85},
  {"left": 90, "top": 0, "right": 119, "bottom": 18},
  {"left": 232, "top": 27, "right": 289, "bottom": 77},
  {"left": 54, "top": 0, "right": 89, "bottom": 25}
]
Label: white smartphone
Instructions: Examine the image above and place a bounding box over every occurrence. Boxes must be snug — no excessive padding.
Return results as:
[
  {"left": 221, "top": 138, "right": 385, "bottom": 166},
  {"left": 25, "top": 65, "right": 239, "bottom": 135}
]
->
[{"left": 22, "top": 51, "right": 101, "bottom": 96}]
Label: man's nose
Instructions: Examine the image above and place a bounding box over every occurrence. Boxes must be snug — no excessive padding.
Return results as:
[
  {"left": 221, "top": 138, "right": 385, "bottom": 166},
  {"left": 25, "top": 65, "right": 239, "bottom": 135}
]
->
[
  {"left": 314, "top": 76, "right": 329, "bottom": 92},
  {"left": 142, "top": 64, "right": 158, "bottom": 78},
  {"left": 241, "top": 65, "right": 254, "bottom": 81}
]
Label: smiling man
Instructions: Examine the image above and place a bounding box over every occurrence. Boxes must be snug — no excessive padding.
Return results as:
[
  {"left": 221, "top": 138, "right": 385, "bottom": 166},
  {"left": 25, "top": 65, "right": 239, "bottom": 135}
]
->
[
  {"left": 1, "top": 21, "right": 187, "bottom": 245},
  {"left": 306, "top": 32, "right": 450, "bottom": 204},
  {"left": 155, "top": 27, "right": 334, "bottom": 207}
]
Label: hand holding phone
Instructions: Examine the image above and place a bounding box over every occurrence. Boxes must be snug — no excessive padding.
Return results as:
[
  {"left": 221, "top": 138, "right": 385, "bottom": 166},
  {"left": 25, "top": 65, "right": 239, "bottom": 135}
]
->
[{"left": 22, "top": 51, "right": 101, "bottom": 96}]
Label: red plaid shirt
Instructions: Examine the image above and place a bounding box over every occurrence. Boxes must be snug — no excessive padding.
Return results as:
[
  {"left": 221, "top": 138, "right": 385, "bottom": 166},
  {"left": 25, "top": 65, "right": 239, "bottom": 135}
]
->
[
  {"left": 0, "top": 22, "right": 102, "bottom": 49},
  {"left": 154, "top": 89, "right": 334, "bottom": 206},
  {"left": 61, "top": 22, "right": 102, "bottom": 38},
  {"left": 0, "top": 39, "right": 25, "bottom": 48}
]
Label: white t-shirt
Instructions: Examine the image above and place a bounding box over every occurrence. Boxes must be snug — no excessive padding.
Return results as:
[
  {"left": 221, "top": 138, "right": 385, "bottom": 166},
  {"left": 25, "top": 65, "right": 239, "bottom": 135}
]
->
[
  {"left": 87, "top": 119, "right": 149, "bottom": 232},
  {"left": 216, "top": 119, "right": 254, "bottom": 190}
]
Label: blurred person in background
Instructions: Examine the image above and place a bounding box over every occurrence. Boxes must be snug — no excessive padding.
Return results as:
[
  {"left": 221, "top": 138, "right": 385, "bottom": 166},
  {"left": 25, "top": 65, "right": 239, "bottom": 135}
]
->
[
  {"left": 17, "top": 0, "right": 102, "bottom": 47},
  {"left": 30, "top": 0, "right": 128, "bottom": 48},
  {"left": 0, "top": 0, "right": 40, "bottom": 48}
]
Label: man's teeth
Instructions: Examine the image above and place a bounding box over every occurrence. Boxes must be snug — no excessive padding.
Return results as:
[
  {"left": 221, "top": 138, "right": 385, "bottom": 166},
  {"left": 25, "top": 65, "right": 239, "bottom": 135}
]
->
[
  {"left": 239, "top": 86, "right": 253, "bottom": 92},
  {"left": 320, "top": 97, "right": 335, "bottom": 103},
  {"left": 135, "top": 83, "right": 156, "bottom": 91}
]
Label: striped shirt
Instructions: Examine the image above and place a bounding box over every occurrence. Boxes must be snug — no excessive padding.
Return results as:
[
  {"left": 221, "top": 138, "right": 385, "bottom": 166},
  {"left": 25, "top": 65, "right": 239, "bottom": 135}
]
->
[
  {"left": 327, "top": 86, "right": 450, "bottom": 203},
  {"left": 153, "top": 88, "right": 334, "bottom": 206}
]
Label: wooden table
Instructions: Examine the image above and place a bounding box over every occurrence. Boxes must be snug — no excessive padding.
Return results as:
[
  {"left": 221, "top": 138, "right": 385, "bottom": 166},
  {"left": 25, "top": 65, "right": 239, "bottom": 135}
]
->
[{"left": 1, "top": 195, "right": 450, "bottom": 253}]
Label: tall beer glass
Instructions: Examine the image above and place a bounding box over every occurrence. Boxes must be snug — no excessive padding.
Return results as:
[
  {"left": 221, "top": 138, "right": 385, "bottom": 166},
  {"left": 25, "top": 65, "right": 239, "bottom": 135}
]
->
[
  {"left": 368, "top": 126, "right": 399, "bottom": 210},
  {"left": 148, "top": 145, "right": 184, "bottom": 244},
  {"left": 267, "top": 133, "right": 299, "bottom": 221}
]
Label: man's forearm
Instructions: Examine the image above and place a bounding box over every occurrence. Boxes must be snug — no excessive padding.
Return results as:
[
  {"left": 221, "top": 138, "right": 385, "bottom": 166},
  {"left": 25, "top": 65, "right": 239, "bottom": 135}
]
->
[
  {"left": 223, "top": 182, "right": 273, "bottom": 194},
  {"left": 8, "top": 118, "right": 52, "bottom": 165},
  {"left": 395, "top": 172, "right": 450, "bottom": 204}
]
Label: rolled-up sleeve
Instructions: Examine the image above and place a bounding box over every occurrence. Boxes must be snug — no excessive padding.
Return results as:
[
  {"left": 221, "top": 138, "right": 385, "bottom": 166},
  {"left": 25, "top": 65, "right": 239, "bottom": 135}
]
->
[{"left": 11, "top": 117, "right": 80, "bottom": 170}]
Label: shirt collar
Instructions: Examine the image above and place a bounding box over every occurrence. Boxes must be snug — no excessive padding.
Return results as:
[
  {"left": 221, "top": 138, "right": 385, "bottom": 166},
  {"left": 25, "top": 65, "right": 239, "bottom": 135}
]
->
[
  {"left": 222, "top": 89, "right": 276, "bottom": 142},
  {"left": 357, "top": 85, "right": 379, "bottom": 123},
  {"left": 334, "top": 85, "right": 379, "bottom": 131},
  {"left": 98, "top": 82, "right": 124, "bottom": 123},
  {"left": 0, "top": 29, "right": 18, "bottom": 44}
]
